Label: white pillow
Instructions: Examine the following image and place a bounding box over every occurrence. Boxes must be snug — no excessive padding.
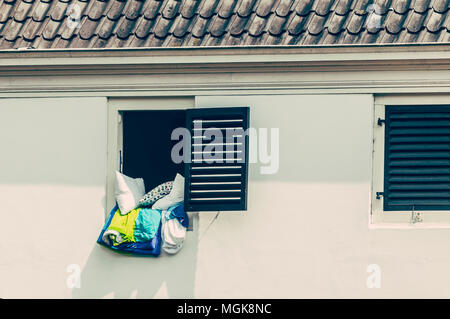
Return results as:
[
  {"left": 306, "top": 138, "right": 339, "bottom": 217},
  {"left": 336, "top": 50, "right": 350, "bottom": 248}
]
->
[
  {"left": 115, "top": 171, "right": 145, "bottom": 215},
  {"left": 152, "top": 173, "right": 184, "bottom": 210}
]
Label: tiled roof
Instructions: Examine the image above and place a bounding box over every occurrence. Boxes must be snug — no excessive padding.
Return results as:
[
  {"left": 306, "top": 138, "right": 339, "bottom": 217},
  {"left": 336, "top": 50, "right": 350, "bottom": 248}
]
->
[{"left": 0, "top": 0, "right": 448, "bottom": 49}]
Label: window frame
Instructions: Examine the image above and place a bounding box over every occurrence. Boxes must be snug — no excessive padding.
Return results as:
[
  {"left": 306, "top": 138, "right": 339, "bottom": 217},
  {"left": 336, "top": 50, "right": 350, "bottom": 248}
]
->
[
  {"left": 106, "top": 97, "right": 194, "bottom": 215},
  {"left": 371, "top": 95, "right": 450, "bottom": 227}
]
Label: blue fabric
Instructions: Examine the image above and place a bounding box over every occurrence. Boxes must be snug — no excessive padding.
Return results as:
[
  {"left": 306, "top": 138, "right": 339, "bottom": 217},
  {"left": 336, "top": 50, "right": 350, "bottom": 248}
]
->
[
  {"left": 134, "top": 208, "right": 161, "bottom": 242},
  {"left": 166, "top": 202, "right": 189, "bottom": 228},
  {"left": 97, "top": 205, "right": 161, "bottom": 257}
]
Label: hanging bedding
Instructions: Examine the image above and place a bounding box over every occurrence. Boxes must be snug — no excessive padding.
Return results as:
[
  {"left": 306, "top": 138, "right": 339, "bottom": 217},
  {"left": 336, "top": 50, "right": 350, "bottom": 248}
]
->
[
  {"left": 97, "top": 205, "right": 162, "bottom": 256},
  {"left": 97, "top": 172, "right": 189, "bottom": 257}
]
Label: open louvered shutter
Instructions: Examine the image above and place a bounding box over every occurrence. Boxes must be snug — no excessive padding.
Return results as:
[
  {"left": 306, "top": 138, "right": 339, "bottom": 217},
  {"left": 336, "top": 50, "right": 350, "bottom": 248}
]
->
[
  {"left": 184, "top": 107, "right": 250, "bottom": 212},
  {"left": 384, "top": 105, "right": 450, "bottom": 211}
]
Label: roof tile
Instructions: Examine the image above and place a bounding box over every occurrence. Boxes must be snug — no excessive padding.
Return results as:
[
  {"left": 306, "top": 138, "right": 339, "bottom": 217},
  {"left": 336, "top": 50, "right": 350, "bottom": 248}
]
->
[
  {"left": 199, "top": 0, "right": 220, "bottom": 18},
  {"left": 41, "top": 17, "right": 62, "bottom": 40},
  {"left": 346, "top": 11, "right": 366, "bottom": 34},
  {"left": 107, "top": 0, "right": 127, "bottom": 20},
  {"left": 87, "top": 0, "right": 110, "bottom": 20},
  {"left": 295, "top": 0, "right": 314, "bottom": 16},
  {"left": 365, "top": 12, "right": 384, "bottom": 33},
  {"left": 426, "top": 9, "right": 445, "bottom": 31},
  {"left": 217, "top": 0, "right": 238, "bottom": 19},
  {"left": 162, "top": 0, "right": 181, "bottom": 19},
  {"left": 229, "top": 14, "right": 249, "bottom": 35},
  {"left": 393, "top": 0, "right": 413, "bottom": 14},
  {"left": 412, "top": 0, "right": 431, "bottom": 13},
  {"left": 268, "top": 14, "right": 288, "bottom": 35},
  {"left": 275, "top": 0, "right": 295, "bottom": 17},
  {"left": 405, "top": 10, "right": 427, "bottom": 32},
  {"left": 327, "top": 11, "right": 348, "bottom": 34},
  {"left": 31, "top": 1, "right": 52, "bottom": 21},
  {"left": 21, "top": 17, "right": 42, "bottom": 40},
  {"left": 172, "top": 15, "right": 191, "bottom": 37},
  {"left": 142, "top": 0, "right": 163, "bottom": 19},
  {"left": 333, "top": 0, "right": 352, "bottom": 15},
  {"left": 353, "top": 0, "right": 372, "bottom": 15},
  {"left": 78, "top": 17, "right": 99, "bottom": 39},
  {"left": 0, "top": 1, "right": 15, "bottom": 23},
  {"left": 237, "top": 0, "right": 257, "bottom": 17},
  {"left": 209, "top": 15, "right": 228, "bottom": 37},
  {"left": 248, "top": 13, "right": 268, "bottom": 36},
  {"left": 124, "top": 0, "right": 144, "bottom": 20},
  {"left": 373, "top": 0, "right": 393, "bottom": 15},
  {"left": 134, "top": 16, "right": 154, "bottom": 38},
  {"left": 432, "top": 0, "right": 449, "bottom": 13},
  {"left": 115, "top": 16, "right": 137, "bottom": 38},
  {"left": 307, "top": 13, "right": 327, "bottom": 35},
  {"left": 12, "top": 0, "right": 34, "bottom": 22},
  {"left": 287, "top": 13, "right": 308, "bottom": 35},
  {"left": 97, "top": 16, "right": 117, "bottom": 39},
  {"left": 256, "top": 0, "right": 276, "bottom": 17},
  {"left": 2, "top": 18, "right": 23, "bottom": 41},
  {"left": 191, "top": 15, "right": 209, "bottom": 37},
  {"left": 180, "top": 0, "right": 200, "bottom": 19},
  {"left": 0, "top": 0, "right": 448, "bottom": 49},
  {"left": 314, "top": 0, "right": 335, "bottom": 16},
  {"left": 385, "top": 10, "right": 407, "bottom": 33},
  {"left": 49, "top": 1, "right": 70, "bottom": 21}
]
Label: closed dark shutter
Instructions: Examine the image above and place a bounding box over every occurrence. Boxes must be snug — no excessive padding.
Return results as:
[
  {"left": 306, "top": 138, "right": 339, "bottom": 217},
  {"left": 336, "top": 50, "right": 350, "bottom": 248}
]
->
[
  {"left": 384, "top": 105, "right": 450, "bottom": 211},
  {"left": 184, "top": 107, "right": 250, "bottom": 212}
]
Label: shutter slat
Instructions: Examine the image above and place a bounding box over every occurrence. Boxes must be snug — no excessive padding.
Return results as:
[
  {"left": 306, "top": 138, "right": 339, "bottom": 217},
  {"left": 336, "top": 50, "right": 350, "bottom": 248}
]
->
[
  {"left": 390, "top": 168, "right": 450, "bottom": 175},
  {"left": 389, "top": 183, "right": 450, "bottom": 191},
  {"left": 389, "top": 176, "right": 450, "bottom": 182},
  {"left": 191, "top": 167, "right": 243, "bottom": 175},
  {"left": 190, "top": 183, "right": 242, "bottom": 191},
  {"left": 388, "top": 192, "right": 450, "bottom": 198},
  {"left": 390, "top": 128, "right": 450, "bottom": 136},
  {"left": 390, "top": 159, "right": 450, "bottom": 167},
  {"left": 390, "top": 136, "right": 450, "bottom": 143},
  {"left": 184, "top": 107, "right": 249, "bottom": 212},
  {"left": 384, "top": 105, "right": 450, "bottom": 211},
  {"left": 190, "top": 191, "right": 242, "bottom": 198},
  {"left": 390, "top": 144, "right": 450, "bottom": 151},
  {"left": 390, "top": 152, "right": 450, "bottom": 159},
  {"left": 390, "top": 113, "right": 450, "bottom": 120},
  {"left": 390, "top": 120, "right": 450, "bottom": 128}
]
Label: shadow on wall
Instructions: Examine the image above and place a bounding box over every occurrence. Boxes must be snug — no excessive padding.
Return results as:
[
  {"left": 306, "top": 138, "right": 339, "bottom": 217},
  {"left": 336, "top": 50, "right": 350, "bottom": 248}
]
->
[{"left": 72, "top": 224, "right": 199, "bottom": 299}]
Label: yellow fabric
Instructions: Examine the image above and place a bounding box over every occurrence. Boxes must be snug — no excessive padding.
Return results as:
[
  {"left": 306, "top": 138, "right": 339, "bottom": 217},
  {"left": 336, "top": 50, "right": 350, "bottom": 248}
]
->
[{"left": 108, "top": 208, "right": 140, "bottom": 245}]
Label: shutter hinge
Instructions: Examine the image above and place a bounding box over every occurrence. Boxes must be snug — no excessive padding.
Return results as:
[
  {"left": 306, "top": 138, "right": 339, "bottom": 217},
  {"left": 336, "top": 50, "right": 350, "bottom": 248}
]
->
[
  {"left": 377, "top": 118, "right": 386, "bottom": 126},
  {"left": 376, "top": 192, "right": 384, "bottom": 199}
]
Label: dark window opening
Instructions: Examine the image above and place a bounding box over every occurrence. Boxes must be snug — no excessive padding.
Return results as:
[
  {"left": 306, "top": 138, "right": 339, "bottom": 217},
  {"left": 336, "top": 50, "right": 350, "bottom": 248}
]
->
[{"left": 122, "top": 110, "right": 186, "bottom": 192}]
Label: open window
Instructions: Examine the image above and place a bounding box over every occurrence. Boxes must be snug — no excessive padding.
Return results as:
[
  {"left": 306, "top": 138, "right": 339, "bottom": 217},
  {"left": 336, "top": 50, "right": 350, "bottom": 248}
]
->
[{"left": 112, "top": 103, "right": 250, "bottom": 213}]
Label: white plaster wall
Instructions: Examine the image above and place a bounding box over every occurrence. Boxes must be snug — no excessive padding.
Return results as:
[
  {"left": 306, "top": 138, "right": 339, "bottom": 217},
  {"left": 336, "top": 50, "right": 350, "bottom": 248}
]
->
[
  {"left": 0, "top": 97, "right": 107, "bottom": 298},
  {"left": 2, "top": 94, "right": 450, "bottom": 298},
  {"left": 195, "top": 95, "right": 450, "bottom": 298}
]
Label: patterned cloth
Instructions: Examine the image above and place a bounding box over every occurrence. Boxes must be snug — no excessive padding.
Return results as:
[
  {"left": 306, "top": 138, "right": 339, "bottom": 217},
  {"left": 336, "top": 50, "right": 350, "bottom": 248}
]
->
[{"left": 139, "top": 181, "right": 173, "bottom": 207}]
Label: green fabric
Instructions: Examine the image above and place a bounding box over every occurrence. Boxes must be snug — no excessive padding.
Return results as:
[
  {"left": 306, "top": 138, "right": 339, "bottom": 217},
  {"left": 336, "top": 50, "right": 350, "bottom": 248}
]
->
[
  {"left": 108, "top": 208, "right": 140, "bottom": 246},
  {"left": 134, "top": 208, "right": 161, "bottom": 242}
]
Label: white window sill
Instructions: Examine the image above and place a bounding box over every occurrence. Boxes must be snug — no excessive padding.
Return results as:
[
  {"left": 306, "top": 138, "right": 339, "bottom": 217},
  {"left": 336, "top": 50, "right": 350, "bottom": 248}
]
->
[{"left": 369, "top": 223, "right": 450, "bottom": 230}]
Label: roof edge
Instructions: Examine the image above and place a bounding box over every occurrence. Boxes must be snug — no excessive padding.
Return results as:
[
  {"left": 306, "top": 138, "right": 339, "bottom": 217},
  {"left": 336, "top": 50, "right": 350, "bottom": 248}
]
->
[
  {"left": 0, "top": 43, "right": 450, "bottom": 58},
  {"left": 0, "top": 43, "right": 448, "bottom": 71}
]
